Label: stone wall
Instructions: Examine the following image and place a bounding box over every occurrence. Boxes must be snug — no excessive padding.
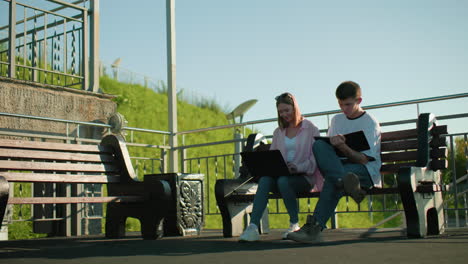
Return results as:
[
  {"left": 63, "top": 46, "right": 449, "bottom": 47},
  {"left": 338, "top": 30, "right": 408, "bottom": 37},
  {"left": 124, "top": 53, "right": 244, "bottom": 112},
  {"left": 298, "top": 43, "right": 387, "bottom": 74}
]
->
[{"left": 0, "top": 77, "right": 117, "bottom": 140}]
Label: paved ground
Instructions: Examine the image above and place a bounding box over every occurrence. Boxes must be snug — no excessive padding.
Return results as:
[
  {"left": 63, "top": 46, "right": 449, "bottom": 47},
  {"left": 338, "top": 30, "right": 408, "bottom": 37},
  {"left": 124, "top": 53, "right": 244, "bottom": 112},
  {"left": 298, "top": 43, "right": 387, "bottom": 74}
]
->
[{"left": 1, "top": 228, "right": 467, "bottom": 264}]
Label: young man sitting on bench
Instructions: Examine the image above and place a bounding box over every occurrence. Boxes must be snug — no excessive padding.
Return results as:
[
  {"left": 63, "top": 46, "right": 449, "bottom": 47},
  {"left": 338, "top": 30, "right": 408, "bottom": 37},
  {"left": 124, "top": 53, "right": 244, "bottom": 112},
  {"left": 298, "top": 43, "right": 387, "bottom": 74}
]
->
[{"left": 288, "top": 81, "right": 382, "bottom": 243}]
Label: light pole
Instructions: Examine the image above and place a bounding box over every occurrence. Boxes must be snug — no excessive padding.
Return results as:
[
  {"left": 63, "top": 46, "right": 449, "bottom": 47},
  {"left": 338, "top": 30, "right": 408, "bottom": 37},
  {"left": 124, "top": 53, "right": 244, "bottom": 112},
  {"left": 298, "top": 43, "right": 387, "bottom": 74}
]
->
[{"left": 167, "top": 0, "right": 178, "bottom": 173}]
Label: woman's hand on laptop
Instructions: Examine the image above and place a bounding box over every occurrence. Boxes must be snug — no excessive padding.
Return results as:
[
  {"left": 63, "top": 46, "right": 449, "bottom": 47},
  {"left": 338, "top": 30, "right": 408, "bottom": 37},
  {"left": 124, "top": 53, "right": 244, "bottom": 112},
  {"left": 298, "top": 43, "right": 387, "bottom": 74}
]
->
[{"left": 287, "top": 162, "right": 298, "bottom": 174}]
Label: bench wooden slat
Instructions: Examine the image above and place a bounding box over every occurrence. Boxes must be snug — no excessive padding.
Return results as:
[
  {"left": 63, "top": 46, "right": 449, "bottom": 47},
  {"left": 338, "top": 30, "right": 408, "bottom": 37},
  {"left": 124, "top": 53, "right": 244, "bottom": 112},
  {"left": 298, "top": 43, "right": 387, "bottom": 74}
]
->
[
  {"left": 431, "top": 148, "right": 447, "bottom": 159},
  {"left": 227, "top": 186, "right": 401, "bottom": 201},
  {"left": 7, "top": 196, "right": 145, "bottom": 204},
  {"left": 0, "top": 160, "right": 119, "bottom": 173},
  {"left": 380, "top": 162, "right": 417, "bottom": 174},
  {"left": 0, "top": 139, "right": 113, "bottom": 153},
  {"left": 381, "top": 139, "right": 418, "bottom": 152},
  {"left": 0, "top": 172, "right": 121, "bottom": 183},
  {"left": 430, "top": 159, "right": 447, "bottom": 170},
  {"left": 381, "top": 128, "right": 417, "bottom": 141},
  {"left": 430, "top": 136, "right": 447, "bottom": 148},
  {"left": 381, "top": 151, "right": 417, "bottom": 163},
  {"left": 0, "top": 148, "right": 115, "bottom": 163},
  {"left": 432, "top": 125, "right": 447, "bottom": 136}
]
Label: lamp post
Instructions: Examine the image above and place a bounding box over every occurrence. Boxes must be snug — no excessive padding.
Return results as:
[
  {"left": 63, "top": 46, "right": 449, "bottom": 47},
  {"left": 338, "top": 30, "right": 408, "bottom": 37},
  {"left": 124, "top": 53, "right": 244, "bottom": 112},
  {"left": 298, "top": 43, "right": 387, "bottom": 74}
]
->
[
  {"left": 167, "top": 0, "right": 178, "bottom": 173},
  {"left": 226, "top": 99, "right": 257, "bottom": 178},
  {"left": 111, "top": 58, "right": 121, "bottom": 80}
]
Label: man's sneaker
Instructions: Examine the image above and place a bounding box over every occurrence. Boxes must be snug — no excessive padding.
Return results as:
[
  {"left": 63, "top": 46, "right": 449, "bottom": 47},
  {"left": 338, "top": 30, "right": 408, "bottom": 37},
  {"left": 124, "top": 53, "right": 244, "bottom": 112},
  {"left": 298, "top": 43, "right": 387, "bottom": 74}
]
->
[
  {"left": 343, "top": 172, "right": 366, "bottom": 204},
  {"left": 239, "top": 224, "right": 260, "bottom": 242},
  {"left": 282, "top": 222, "right": 300, "bottom": 239},
  {"left": 286, "top": 215, "right": 323, "bottom": 243}
]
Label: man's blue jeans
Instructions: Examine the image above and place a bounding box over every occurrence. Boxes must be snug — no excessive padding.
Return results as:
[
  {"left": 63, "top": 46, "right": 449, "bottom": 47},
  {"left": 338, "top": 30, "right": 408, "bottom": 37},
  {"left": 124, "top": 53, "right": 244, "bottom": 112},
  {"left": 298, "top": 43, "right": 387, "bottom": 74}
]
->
[
  {"left": 250, "top": 175, "right": 312, "bottom": 227},
  {"left": 312, "top": 140, "right": 373, "bottom": 228}
]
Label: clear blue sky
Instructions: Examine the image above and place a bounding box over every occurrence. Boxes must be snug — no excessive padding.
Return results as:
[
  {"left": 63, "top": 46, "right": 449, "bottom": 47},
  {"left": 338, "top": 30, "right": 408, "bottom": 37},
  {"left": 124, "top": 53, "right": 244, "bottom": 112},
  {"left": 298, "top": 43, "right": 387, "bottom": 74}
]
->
[{"left": 99, "top": 0, "right": 467, "bottom": 134}]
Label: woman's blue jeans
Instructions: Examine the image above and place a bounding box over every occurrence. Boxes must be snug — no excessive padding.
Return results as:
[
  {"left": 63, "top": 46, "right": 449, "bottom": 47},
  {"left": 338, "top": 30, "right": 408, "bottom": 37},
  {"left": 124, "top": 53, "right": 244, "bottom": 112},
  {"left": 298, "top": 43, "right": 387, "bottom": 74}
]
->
[
  {"left": 250, "top": 175, "right": 312, "bottom": 227},
  {"left": 312, "top": 140, "right": 373, "bottom": 228}
]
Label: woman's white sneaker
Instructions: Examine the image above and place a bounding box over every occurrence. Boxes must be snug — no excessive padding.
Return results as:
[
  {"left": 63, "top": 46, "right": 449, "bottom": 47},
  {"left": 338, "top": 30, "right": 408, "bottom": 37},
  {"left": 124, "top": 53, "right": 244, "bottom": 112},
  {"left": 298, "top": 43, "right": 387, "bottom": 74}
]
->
[
  {"left": 282, "top": 222, "right": 300, "bottom": 239},
  {"left": 239, "top": 224, "right": 260, "bottom": 242}
]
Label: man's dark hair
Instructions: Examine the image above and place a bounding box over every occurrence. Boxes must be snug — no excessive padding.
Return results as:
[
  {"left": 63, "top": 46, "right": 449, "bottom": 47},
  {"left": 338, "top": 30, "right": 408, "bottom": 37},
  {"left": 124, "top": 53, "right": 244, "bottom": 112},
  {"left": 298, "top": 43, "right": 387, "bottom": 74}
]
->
[{"left": 335, "top": 81, "right": 362, "bottom": 100}]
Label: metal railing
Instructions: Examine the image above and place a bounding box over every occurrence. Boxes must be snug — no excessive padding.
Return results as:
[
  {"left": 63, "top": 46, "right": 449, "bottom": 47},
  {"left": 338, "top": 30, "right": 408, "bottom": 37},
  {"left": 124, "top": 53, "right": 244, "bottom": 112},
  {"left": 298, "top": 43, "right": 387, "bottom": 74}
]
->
[
  {"left": 1, "top": 93, "right": 467, "bottom": 233},
  {"left": 0, "top": 0, "right": 99, "bottom": 92},
  {"left": 177, "top": 93, "right": 468, "bottom": 229}
]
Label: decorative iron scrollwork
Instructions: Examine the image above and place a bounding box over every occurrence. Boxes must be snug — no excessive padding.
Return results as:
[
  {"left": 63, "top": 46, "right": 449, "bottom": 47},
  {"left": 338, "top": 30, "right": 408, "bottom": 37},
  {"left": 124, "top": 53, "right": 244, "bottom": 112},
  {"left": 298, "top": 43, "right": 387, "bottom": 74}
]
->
[{"left": 179, "top": 181, "right": 202, "bottom": 229}]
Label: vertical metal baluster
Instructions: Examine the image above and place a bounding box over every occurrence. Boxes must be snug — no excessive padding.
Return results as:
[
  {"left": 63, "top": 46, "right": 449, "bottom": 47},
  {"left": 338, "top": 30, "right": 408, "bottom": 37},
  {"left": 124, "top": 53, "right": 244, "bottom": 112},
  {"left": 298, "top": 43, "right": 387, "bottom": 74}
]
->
[
  {"left": 20, "top": 37, "right": 24, "bottom": 79},
  {"left": 17, "top": 30, "right": 21, "bottom": 79},
  {"left": 52, "top": 18, "right": 56, "bottom": 84},
  {"left": 231, "top": 154, "right": 235, "bottom": 179},
  {"left": 71, "top": 25, "right": 76, "bottom": 85},
  {"left": 464, "top": 134, "right": 468, "bottom": 226},
  {"left": 42, "top": 13, "right": 47, "bottom": 83},
  {"left": 23, "top": 6, "right": 26, "bottom": 78},
  {"left": 450, "top": 135, "right": 459, "bottom": 227},
  {"left": 223, "top": 155, "right": 227, "bottom": 180},
  {"left": 63, "top": 18, "right": 67, "bottom": 86},
  {"left": 206, "top": 158, "right": 210, "bottom": 214},
  {"left": 57, "top": 32, "right": 61, "bottom": 84},
  {"left": 18, "top": 183, "right": 23, "bottom": 220},
  {"left": 32, "top": 10, "right": 37, "bottom": 82}
]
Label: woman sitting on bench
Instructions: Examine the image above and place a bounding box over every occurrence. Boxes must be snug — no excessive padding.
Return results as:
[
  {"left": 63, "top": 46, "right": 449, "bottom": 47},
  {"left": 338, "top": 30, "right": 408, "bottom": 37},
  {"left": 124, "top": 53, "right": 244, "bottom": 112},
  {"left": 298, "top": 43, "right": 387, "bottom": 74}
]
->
[{"left": 239, "top": 92, "right": 324, "bottom": 242}]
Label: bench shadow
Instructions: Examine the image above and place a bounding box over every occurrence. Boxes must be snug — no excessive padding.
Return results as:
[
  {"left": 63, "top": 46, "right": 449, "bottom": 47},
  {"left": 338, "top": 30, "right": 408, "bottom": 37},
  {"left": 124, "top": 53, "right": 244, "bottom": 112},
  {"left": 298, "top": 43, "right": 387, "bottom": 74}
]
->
[{"left": 0, "top": 231, "right": 433, "bottom": 260}]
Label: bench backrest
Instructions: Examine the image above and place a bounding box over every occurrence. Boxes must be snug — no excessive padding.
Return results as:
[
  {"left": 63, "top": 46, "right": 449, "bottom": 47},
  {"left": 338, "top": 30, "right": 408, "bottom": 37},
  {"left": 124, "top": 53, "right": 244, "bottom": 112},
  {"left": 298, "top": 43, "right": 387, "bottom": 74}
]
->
[
  {"left": 245, "top": 113, "right": 447, "bottom": 176},
  {"left": 380, "top": 113, "right": 447, "bottom": 175},
  {"left": 0, "top": 134, "right": 136, "bottom": 184}
]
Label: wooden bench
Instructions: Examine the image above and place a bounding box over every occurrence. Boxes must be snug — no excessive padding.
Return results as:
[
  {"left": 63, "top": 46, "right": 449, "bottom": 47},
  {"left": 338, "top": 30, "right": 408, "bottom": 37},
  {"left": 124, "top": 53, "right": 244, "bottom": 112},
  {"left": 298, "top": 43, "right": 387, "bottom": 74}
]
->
[
  {"left": 0, "top": 134, "right": 172, "bottom": 239},
  {"left": 215, "top": 113, "right": 448, "bottom": 238}
]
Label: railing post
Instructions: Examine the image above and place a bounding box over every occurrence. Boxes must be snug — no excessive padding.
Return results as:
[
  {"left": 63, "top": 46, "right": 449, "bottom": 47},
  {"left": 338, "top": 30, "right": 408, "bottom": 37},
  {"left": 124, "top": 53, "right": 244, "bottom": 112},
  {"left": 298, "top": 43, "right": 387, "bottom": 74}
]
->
[
  {"left": 89, "top": 0, "right": 100, "bottom": 92},
  {"left": 450, "top": 135, "right": 460, "bottom": 227},
  {"left": 180, "top": 147, "right": 187, "bottom": 173},
  {"left": 8, "top": 0, "right": 17, "bottom": 78},
  {"left": 160, "top": 148, "right": 167, "bottom": 173},
  {"left": 234, "top": 130, "right": 243, "bottom": 178},
  {"left": 331, "top": 210, "right": 339, "bottom": 229}
]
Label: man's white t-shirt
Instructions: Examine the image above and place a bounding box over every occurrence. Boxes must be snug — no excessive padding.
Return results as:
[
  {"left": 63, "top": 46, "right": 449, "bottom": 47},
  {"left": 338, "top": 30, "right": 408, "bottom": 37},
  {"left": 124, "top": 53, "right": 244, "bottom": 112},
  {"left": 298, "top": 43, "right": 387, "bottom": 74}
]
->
[{"left": 328, "top": 112, "right": 382, "bottom": 187}]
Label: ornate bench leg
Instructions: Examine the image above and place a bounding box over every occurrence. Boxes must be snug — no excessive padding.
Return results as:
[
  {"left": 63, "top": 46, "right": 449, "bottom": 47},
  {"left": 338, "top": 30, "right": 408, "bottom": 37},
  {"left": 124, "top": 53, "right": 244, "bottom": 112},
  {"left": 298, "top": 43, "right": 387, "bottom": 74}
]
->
[{"left": 398, "top": 167, "right": 445, "bottom": 238}]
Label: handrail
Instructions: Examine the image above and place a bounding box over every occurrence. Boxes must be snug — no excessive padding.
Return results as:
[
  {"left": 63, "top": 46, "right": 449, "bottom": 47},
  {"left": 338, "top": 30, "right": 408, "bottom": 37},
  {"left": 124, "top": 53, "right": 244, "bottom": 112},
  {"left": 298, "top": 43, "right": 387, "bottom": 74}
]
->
[
  {"left": 2, "top": 93, "right": 467, "bottom": 138},
  {"left": 0, "top": 0, "right": 86, "bottom": 31},
  {"left": 0, "top": 111, "right": 172, "bottom": 135},
  {"left": 174, "top": 114, "right": 466, "bottom": 150},
  {"left": 175, "top": 92, "right": 468, "bottom": 135}
]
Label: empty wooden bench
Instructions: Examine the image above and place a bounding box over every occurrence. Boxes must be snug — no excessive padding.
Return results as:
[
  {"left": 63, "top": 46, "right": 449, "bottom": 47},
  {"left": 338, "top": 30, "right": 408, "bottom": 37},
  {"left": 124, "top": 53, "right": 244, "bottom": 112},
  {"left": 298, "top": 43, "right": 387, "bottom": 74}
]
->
[
  {"left": 215, "top": 113, "right": 448, "bottom": 238},
  {"left": 0, "top": 134, "right": 171, "bottom": 239}
]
